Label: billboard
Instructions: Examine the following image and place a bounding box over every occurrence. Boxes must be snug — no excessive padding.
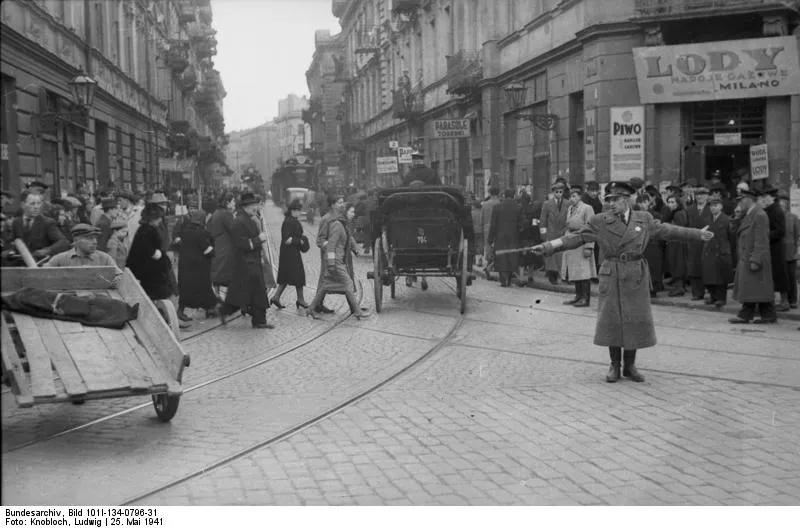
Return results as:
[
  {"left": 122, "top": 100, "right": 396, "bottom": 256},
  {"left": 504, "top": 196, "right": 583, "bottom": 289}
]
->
[
  {"left": 377, "top": 156, "right": 398, "bottom": 174},
  {"left": 609, "top": 106, "right": 645, "bottom": 180}
]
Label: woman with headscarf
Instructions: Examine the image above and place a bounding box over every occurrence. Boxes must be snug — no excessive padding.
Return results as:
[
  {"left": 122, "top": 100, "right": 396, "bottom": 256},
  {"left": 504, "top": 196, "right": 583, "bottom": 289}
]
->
[
  {"left": 176, "top": 209, "right": 218, "bottom": 319},
  {"left": 126, "top": 203, "right": 175, "bottom": 302},
  {"left": 306, "top": 202, "right": 369, "bottom": 319},
  {"left": 270, "top": 199, "right": 308, "bottom": 310}
]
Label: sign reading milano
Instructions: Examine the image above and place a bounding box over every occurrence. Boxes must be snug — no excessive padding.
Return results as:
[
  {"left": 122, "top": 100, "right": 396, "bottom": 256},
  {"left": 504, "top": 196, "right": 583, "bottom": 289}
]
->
[{"left": 632, "top": 36, "right": 800, "bottom": 103}]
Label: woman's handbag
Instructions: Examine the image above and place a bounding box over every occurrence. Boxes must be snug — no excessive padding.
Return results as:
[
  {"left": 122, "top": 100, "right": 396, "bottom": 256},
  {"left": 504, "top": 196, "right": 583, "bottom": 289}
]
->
[{"left": 299, "top": 235, "right": 310, "bottom": 253}]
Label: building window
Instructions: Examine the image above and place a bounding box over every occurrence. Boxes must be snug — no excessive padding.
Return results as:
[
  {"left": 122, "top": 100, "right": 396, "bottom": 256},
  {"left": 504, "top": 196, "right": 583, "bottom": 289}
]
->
[
  {"left": 691, "top": 98, "right": 765, "bottom": 143},
  {"left": 94, "top": 0, "right": 105, "bottom": 52},
  {"left": 129, "top": 133, "right": 137, "bottom": 190}
]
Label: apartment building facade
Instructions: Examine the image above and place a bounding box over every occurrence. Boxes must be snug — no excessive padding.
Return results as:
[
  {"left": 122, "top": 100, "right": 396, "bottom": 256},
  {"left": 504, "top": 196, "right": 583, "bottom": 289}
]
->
[
  {"left": 331, "top": 0, "right": 799, "bottom": 198},
  {"left": 0, "top": 0, "right": 227, "bottom": 195}
]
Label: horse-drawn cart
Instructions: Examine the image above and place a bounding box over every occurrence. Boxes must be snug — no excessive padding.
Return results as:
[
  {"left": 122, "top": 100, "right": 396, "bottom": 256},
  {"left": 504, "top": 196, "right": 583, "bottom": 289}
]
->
[
  {"left": 367, "top": 186, "right": 474, "bottom": 314},
  {"left": 1, "top": 266, "right": 190, "bottom": 422}
]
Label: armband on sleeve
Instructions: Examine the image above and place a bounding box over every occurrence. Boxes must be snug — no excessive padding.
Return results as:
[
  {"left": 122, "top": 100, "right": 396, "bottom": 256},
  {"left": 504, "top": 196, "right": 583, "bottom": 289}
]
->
[
  {"left": 326, "top": 252, "right": 336, "bottom": 260},
  {"left": 549, "top": 239, "right": 564, "bottom": 250}
]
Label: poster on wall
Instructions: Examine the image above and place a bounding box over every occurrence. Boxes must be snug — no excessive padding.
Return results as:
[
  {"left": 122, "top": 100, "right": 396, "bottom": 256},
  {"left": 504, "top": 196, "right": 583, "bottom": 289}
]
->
[
  {"left": 610, "top": 106, "right": 645, "bottom": 180},
  {"left": 749, "top": 144, "right": 769, "bottom": 180},
  {"left": 584, "top": 109, "right": 597, "bottom": 181},
  {"left": 377, "top": 156, "right": 398, "bottom": 174}
]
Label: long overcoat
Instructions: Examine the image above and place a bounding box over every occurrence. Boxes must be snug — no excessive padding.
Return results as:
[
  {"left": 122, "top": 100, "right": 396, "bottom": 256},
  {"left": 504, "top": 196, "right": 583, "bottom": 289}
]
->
[
  {"left": 322, "top": 217, "right": 356, "bottom": 294},
  {"left": 732, "top": 205, "right": 774, "bottom": 303},
  {"left": 488, "top": 198, "right": 522, "bottom": 273},
  {"left": 701, "top": 213, "right": 735, "bottom": 286},
  {"left": 126, "top": 223, "right": 174, "bottom": 301},
  {"left": 208, "top": 207, "right": 236, "bottom": 286},
  {"left": 764, "top": 202, "right": 789, "bottom": 292},
  {"left": 539, "top": 197, "right": 568, "bottom": 273},
  {"left": 177, "top": 216, "right": 218, "bottom": 309},
  {"left": 481, "top": 196, "right": 501, "bottom": 256},
  {"left": 471, "top": 205, "right": 484, "bottom": 256},
  {"left": 686, "top": 203, "right": 713, "bottom": 278},
  {"left": 560, "top": 201, "right": 597, "bottom": 282},
  {"left": 643, "top": 209, "right": 664, "bottom": 287},
  {"left": 663, "top": 207, "right": 689, "bottom": 279},
  {"left": 277, "top": 214, "right": 306, "bottom": 287},
  {"left": 546, "top": 210, "right": 704, "bottom": 350},
  {"left": 225, "top": 210, "right": 268, "bottom": 312}
]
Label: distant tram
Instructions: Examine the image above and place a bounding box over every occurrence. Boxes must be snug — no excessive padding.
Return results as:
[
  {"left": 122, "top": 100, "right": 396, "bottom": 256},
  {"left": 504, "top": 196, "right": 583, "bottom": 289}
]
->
[{"left": 271, "top": 156, "right": 318, "bottom": 207}]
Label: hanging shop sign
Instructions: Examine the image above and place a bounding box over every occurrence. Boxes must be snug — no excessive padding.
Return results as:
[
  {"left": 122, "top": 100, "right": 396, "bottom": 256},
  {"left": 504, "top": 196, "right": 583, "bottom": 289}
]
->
[
  {"left": 749, "top": 144, "right": 769, "bottom": 181},
  {"left": 432, "top": 119, "right": 471, "bottom": 139},
  {"left": 609, "top": 106, "right": 645, "bottom": 180},
  {"left": 397, "top": 147, "right": 414, "bottom": 164},
  {"left": 377, "top": 156, "right": 399, "bottom": 174},
  {"left": 159, "top": 158, "right": 196, "bottom": 172},
  {"left": 632, "top": 36, "right": 800, "bottom": 103},
  {"left": 584, "top": 108, "right": 597, "bottom": 181},
  {"left": 714, "top": 133, "right": 741, "bottom": 145}
]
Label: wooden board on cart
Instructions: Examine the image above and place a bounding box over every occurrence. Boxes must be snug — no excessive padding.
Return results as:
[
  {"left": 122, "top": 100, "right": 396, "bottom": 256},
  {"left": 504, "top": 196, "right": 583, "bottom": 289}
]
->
[{"left": 0, "top": 266, "right": 187, "bottom": 408}]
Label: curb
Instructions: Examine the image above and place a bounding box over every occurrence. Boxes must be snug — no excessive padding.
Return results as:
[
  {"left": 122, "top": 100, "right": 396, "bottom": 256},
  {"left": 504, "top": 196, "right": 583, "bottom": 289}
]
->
[{"left": 480, "top": 269, "right": 800, "bottom": 322}]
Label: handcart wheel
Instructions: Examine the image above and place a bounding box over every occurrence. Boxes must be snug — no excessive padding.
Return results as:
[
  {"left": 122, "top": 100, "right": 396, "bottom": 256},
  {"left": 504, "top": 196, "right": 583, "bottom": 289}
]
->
[
  {"left": 460, "top": 240, "right": 469, "bottom": 314},
  {"left": 155, "top": 299, "right": 180, "bottom": 336},
  {"left": 152, "top": 393, "right": 181, "bottom": 422},
  {"left": 373, "top": 238, "right": 383, "bottom": 313}
]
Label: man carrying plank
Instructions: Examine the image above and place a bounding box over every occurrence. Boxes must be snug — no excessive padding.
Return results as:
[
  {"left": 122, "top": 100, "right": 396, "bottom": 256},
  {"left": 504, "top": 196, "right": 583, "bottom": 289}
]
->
[{"left": 44, "top": 224, "right": 123, "bottom": 288}]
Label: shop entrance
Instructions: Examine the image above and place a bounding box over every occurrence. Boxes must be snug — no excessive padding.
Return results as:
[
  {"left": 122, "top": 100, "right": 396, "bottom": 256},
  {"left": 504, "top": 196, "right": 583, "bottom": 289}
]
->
[{"left": 703, "top": 144, "right": 751, "bottom": 188}]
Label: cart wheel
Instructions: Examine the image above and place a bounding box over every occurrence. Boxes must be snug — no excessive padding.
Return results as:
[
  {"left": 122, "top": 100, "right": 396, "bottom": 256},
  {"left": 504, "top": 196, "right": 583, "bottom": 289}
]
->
[
  {"left": 460, "top": 240, "right": 469, "bottom": 314},
  {"left": 152, "top": 393, "right": 180, "bottom": 422},
  {"left": 390, "top": 280, "right": 396, "bottom": 299},
  {"left": 155, "top": 299, "right": 180, "bottom": 336},
  {"left": 373, "top": 238, "right": 383, "bottom": 313}
]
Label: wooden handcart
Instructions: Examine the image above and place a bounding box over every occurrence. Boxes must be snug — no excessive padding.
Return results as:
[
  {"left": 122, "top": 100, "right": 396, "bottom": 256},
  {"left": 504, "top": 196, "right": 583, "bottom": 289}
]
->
[{"left": 1, "top": 266, "right": 190, "bottom": 422}]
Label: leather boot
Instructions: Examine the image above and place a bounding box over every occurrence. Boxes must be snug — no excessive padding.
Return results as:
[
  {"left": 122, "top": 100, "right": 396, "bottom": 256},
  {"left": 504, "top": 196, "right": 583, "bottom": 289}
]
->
[
  {"left": 777, "top": 293, "right": 790, "bottom": 312},
  {"left": 622, "top": 349, "right": 645, "bottom": 382},
  {"left": 574, "top": 281, "right": 590, "bottom": 307},
  {"left": 606, "top": 347, "right": 621, "bottom": 383},
  {"left": 563, "top": 283, "right": 580, "bottom": 305}
]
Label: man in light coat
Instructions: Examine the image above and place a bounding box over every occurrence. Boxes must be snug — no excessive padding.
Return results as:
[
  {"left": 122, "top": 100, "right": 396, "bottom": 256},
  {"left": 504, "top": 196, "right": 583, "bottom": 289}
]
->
[
  {"left": 729, "top": 189, "right": 777, "bottom": 324},
  {"left": 539, "top": 181, "right": 569, "bottom": 284},
  {"left": 560, "top": 186, "right": 596, "bottom": 307},
  {"left": 532, "top": 181, "right": 714, "bottom": 383}
]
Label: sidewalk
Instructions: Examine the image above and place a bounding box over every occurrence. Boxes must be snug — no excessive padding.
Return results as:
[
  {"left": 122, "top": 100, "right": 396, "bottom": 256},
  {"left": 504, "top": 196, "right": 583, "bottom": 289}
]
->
[{"left": 476, "top": 266, "right": 800, "bottom": 322}]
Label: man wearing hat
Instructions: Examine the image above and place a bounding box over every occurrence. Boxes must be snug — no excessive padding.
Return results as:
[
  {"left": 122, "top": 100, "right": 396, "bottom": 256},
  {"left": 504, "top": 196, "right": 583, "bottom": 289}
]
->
[
  {"left": 532, "top": 180, "right": 714, "bottom": 383},
  {"left": 44, "top": 223, "right": 122, "bottom": 285},
  {"left": 729, "top": 188, "right": 777, "bottom": 324},
  {"left": 96, "top": 197, "right": 120, "bottom": 252},
  {"left": 401, "top": 153, "right": 440, "bottom": 187},
  {"left": 758, "top": 183, "right": 790, "bottom": 311},
  {"left": 686, "top": 184, "right": 713, "bottom": 301},
  {"left": 709, "top": 183, "right": 736, "bottom": 216},
  {"left": 6, "top": 189, "right": 70, "bottom": 265},
  {"left": 777, "top": 190, "right": 799, "bottom": 310},
  {"left": 701, "top": 196, "right": 735, "bottom": 307},
  {"left": 219, "top": 192, "right": 274, "bottom": 329},
  {"left": 539, "top": 181, "right": 569, "bottom": 285},
  {"left": 559, "top": 185, "right": 597, "bottom": 307}
]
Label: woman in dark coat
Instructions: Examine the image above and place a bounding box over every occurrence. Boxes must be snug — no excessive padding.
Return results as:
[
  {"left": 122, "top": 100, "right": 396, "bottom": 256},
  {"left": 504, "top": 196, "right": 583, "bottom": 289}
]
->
[
  {"left": 126, "top": 203, "right": 174, "bottom": 301},
  {"left": 488, "top": 189, "right": 522, "bottom": 287},
  {"left": 638, "top": 194, "right": 664, "bottom": 297},
  {"left": 662, "top": 195, "right": 688, "bottom": 297},
  {"left": 517, "top": 191, "right": 537, "bottom": 285},
  {"left": 208, "top": 192, "right": 237, "bottom": 303},
  {"left": 701, "top": 197, "right": 735, "bottom": 307},
  {"left": 271, "top": 199, "right": 308, "bottom": 310},
  {"left": 177, "top": 210, "right": 218, "bottom": 317}
]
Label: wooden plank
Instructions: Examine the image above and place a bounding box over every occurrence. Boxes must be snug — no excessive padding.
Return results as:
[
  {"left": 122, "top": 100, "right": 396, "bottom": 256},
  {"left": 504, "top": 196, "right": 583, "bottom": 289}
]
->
[
  {"left": 1, "top": 266, "right": 118, "bottom": 292},
  {"left": 10, "top": 314, "right": 57, "bottom": 401},
  {"left": 0, "top": 319, "right": 34, "bottom": 407},
  {"left": 61, "top": 333, "right": 131, "bottom": 393},
  {"left": 118, "top": 324, "right": 170, "bottom": 392},
  {"left": 32, "top": 318, "right": 88, "bottom": 397},
  {"left": 52, "top": 319, "right": 87, "bottom": 334},
  {"left": 96, "top": 327, "right": 152, "bottom": 391},
  {"left": 117, "top": 269, "right": 188, "bottom": 388}
]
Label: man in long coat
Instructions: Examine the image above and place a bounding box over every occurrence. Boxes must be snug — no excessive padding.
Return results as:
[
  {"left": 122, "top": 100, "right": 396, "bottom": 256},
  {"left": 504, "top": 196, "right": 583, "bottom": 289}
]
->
[
  {"left": 760, "top": 185, "right": 789, "bottom": 310},
  {"left": 729, "top": 189, "right": 777, "bottom": 324},
  {"left": 686, "top": 185, "right": 713, "bottom": 300},
  {"left": 208, "top": 193, "right": 237, "bottom": 303},
  {"left": 701, "top": 197, "right": 735, "bottom": 307},
  {"left": 561, "top": 186, "right": 597, "bottom": 307},
  {"left": 533, "top": 181, "right": 714, "bottom": 383},
  {"left": 488, "top": 189, "right": 522, "bottom": 287},
  {"left": 221, "top": 192, "right": 273, "bottom": 329},
  {"left": 480, "top": 186, "right": 501, "bottom": 278},
  {"left": 539, "top": 181, "right": 569, "bottom": 284}
]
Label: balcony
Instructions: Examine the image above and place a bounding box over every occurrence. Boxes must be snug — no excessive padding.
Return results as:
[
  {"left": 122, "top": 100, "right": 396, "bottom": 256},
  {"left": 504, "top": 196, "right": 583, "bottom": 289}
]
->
[
  {"left": 392, "top": 0, "right": 421, "bottom": 15},
  {"left": 180, "top": 66, "right": 197, "bottom": 92},
  {"left": 332, "top": 0, "right": 348, "bottom": 18},
  {"left": 355, "top": 25, "right": 380, "bottom": 54},
  {"left": 189, "top": 26, "right": 216, "bottom": 43},
  {"left": 165, "top": 43, "right": 189, "bottom": 72},
  {"left": 633, "top": 0, "right": 791, "bottom": 19},
  {"left": 446, "top": 50, "right": 483, "bottom": 96},
  {"left": 198, "top": 6, "right": 213, "bottom": 24},
  {"left": 177, "top": 2, "right": 195, "bottom": 24},
  {"left": 195, "top": 38, "right": 217, "bottom": 59},
  {"left": 392, "top": 89, "right": 423, "bottom": 120}
]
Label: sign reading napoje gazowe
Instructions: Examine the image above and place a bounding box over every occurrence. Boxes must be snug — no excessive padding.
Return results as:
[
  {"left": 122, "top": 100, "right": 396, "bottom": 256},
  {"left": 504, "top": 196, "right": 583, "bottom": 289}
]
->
[
  {"left": 610, "top": 106, "right": 645, "bottom": 180},
  {"left": 632, "top": 36, "right": 800, "bottom": 104}
]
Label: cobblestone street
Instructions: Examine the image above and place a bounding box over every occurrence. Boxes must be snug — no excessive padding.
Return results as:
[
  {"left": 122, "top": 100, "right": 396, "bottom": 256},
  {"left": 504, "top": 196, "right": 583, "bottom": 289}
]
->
[{"left": 2, "top": 202, "right": 798, "bottom": 506}]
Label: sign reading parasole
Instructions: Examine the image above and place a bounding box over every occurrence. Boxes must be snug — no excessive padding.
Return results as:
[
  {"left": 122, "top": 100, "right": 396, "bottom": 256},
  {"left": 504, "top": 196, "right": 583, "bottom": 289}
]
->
[{"left": 432, "top": 119, "right": 471, "bottom": 139}]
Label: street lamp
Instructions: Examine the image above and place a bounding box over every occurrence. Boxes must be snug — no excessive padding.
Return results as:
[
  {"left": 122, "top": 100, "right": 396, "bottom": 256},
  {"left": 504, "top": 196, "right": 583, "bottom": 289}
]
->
[
  {"left": 504, "top": 81, "right": 560, "bottom": 184},
  {"left": 67, "top": 73, "right": 97, "bottom": 111}
]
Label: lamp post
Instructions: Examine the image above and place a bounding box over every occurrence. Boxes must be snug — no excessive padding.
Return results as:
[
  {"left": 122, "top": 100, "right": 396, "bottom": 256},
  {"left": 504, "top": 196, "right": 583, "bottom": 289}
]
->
[{"left": 504, "top": 81, "right": 560, "bottom": 187}]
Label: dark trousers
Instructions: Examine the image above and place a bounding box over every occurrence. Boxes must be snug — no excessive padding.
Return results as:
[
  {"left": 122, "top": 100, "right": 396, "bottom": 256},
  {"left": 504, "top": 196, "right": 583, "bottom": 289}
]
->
[
  {"left": 690, "top": 277, "right": 706, "bottom": 298},
  {"left": 706, "top": 284, "right": 727, "bottom": 304},
  {"left": 738, "top": 302, "right": 777, "bottom": 321},
  {"left": 788, "top": 260, "right": 798, "bottom": 306},
  {"left": 221, "top": 301, "right": 266, "bottom": 325}
]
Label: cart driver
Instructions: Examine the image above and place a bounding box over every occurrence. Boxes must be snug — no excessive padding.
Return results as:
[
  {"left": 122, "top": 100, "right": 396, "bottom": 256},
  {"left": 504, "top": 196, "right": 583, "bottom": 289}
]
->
[
  {"left": 401, "top": 153, "right": 441, "bottom": 187},
  {"left": 44, "top": 223, "right": 123, "bottom": 288}
]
